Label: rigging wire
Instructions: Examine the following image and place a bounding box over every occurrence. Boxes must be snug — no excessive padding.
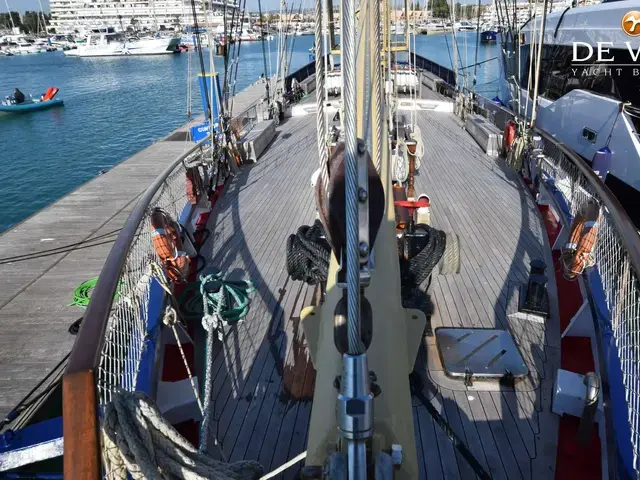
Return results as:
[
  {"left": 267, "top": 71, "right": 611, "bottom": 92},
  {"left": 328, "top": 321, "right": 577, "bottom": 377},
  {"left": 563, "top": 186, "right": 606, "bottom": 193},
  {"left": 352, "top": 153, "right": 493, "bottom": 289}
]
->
[
  {"left": 257, "top": 0, "right": 271, "bottom": 101},
  {"left": 524, "top": 3, "right": 538, "bottom": 118},
  {"left": 314, "top": 0, "right": 329, "bottom": 189},
  {"left": 190, "top": 0, "right": 212, "bottom": 121},
  {"left": 221, "top": 0, "right": 231, "bottom": 114},
  {"left": 272, "top": 0, "right": 296, "bottom": 106},
  {"left": 530, "top": 0, "right": 549, "bottom": 127},
  {"left": 222, "top": 3, "right": 239, "bottom": 113},
  {"left": 284, "top": 1, "right": 298, "bottom": 79},
  {"left": 461, "top": 56, "right": 499, "bottom": 70},
  {"left": 229, "top": 3, "right": 249, "bottom": 116},
  {"left": 341, "top": 0, "right": 365, "bottom": 355},
  {"left": 463, "top": 6, "right": 469, "bottom": 93},
  {"left": 472, "top": 0, "right": 481, "bottom": 92},
  {"left": 322, "top": 0, "right": 329, "bottom": 145},
  {"left": 186, "top": 37, "right": 192, "bottom": 117},
  {"left": 372, "top": 0, "right": 383, "bottom": 172},
  {"left": 267, "top": 19, "right": 273, "bottom": 79}
]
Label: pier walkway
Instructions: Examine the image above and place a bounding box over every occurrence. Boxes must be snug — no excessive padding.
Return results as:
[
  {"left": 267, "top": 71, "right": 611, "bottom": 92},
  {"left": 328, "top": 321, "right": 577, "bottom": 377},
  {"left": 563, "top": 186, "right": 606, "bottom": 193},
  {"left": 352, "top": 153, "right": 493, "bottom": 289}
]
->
[{"left": 0, "top": 81, "right": 267, "bottom": 419}]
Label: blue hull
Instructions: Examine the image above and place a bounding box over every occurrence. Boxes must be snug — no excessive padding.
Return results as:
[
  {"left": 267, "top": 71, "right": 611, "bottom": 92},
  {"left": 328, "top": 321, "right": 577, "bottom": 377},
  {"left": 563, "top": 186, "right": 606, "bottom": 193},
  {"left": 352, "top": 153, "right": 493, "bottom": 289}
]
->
[
  {"left": 480, "top": 31, "right": 497, "bottom": 44},
  {"left": 0, "top": 99, "right": 64, "bottom": 114}
]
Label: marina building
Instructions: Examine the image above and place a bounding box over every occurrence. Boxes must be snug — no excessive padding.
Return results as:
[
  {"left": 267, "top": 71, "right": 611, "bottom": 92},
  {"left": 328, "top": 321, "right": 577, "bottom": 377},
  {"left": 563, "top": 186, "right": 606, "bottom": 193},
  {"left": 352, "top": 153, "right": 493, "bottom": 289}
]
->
[{"left": 49, "top": 0, "right": 235, "bottom": 34}]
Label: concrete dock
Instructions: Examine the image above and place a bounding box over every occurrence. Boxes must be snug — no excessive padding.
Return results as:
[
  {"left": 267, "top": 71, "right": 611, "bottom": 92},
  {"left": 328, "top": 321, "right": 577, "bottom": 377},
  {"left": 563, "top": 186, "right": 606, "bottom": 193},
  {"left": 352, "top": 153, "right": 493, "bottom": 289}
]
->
[{"left": 0, "top": 79, "right": 269, "bottom": 419}]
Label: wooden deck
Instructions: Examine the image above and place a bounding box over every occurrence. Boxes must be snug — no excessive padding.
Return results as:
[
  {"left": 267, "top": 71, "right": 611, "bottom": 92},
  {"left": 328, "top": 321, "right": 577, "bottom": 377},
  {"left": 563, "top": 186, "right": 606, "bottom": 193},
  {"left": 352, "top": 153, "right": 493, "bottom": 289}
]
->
[
  {"left": 197, "top": 116, "right": 318, "bottom": 475},
  {"left": 0, "top": 68, "right": 559, "bottom": 477},
  {"left": 412, "top": 112, "right": 560, "bottom": 480},
  {"left": 196, "top": 109, "right": 560, "bottom": 478},
  {"left": 0, "top": 84, "right": 268, "bottom": 421}
]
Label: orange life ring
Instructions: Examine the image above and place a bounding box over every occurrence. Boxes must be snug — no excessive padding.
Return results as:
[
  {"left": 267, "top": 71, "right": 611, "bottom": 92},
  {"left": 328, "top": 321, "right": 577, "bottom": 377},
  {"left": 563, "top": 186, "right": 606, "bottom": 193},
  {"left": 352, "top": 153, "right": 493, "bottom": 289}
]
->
[
  {"left": 503, "top": 120, "right": 516, "bottom": 154},
  {"left": 561, "top": 200, "right": 599, "bottom": 280},
  {"left": 150, "top": 208, "right": 190, "bottom": 282}
]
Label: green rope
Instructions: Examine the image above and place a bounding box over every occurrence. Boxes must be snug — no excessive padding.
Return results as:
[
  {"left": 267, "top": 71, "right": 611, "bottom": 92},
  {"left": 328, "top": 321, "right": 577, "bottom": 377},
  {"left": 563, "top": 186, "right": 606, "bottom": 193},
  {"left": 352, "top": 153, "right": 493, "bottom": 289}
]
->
[
  {"left": 70, "top": 277, "right": 119, "bottom": 308},
  {"left": 200, "top": 272, "right": 255, "bottom": 326},
  {"left": 177, "top": 283, "right": 205, "bottom": 320}
]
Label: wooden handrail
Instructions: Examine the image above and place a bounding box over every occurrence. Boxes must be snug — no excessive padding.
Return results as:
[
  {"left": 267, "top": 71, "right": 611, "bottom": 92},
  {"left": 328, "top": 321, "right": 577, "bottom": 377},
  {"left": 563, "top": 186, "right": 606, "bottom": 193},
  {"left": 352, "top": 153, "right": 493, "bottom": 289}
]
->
[{"left": 63, "top": 371, "right": 101, "bottom": 479}]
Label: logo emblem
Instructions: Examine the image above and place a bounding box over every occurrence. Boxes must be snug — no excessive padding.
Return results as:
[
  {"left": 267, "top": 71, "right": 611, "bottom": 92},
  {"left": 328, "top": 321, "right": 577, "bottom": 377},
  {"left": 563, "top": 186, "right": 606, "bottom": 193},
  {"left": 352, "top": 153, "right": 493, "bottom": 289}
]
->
[{"left": 622, "top": 11, "right": 640, "bottom": 36}]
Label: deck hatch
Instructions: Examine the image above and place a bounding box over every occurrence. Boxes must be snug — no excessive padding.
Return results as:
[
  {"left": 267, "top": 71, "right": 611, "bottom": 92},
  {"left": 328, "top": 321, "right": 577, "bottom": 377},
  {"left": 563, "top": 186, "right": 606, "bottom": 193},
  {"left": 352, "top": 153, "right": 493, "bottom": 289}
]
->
[{"left": 435, "top": 328, "right": 528, "bottom": 380}]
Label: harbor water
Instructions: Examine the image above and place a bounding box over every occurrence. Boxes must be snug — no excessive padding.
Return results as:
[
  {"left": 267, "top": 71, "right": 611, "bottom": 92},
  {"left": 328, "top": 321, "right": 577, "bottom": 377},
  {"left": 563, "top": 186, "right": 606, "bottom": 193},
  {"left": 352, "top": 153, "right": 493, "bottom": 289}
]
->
[{"left": 0, "top": 32, "right": 502, "bottom": 232}]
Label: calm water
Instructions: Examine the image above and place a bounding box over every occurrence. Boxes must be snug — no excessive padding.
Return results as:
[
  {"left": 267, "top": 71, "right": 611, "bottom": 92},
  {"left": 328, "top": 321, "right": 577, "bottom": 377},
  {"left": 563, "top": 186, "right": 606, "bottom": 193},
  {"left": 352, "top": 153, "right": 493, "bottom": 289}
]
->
[{"left": 0, "top": 32, "right": 502, "bottom": 232}]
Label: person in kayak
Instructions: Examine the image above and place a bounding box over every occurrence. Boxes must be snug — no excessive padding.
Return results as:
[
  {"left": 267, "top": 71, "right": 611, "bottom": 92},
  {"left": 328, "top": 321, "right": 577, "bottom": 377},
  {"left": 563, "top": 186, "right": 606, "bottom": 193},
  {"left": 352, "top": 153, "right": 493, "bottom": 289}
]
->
[{"left": 13, "top": 88, "right": 25, "bottom": 104}]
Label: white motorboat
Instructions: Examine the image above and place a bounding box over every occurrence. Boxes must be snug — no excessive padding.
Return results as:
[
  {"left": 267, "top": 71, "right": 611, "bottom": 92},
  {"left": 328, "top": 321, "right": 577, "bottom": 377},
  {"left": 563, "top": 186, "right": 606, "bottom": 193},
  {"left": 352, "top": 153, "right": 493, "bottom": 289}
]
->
[
  {"left": 3, "top": 36, "right": 44, "bottom": 55},
  {"left": 64, "top": 27, "right": 180, "bottom": 57},
  {"left": 237, "top": 28, "right": 261, "bottom": 41},
  {"left": 49, "top": 34, "right": 78, "bottom": 51},
  {"left": 454, "top": 21, "right": 477, "bottom": 31}
]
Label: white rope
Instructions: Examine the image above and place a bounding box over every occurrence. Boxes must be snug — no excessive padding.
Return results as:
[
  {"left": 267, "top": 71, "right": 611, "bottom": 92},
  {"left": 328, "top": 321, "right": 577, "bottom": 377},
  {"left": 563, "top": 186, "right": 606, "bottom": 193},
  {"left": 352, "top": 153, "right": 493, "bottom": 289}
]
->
[
  {"left": 102, "top": 391, "right": 263, "bottom": 480},
  {"left": 413, "top": 124, "right": 425, "bottom": 159},
  {"left": 394, "top": 138, "right": 410, "bottom": 184},
  {"left": 259, "top": 451, "right": 307, "bottom": 480},
  {"left": 163, "top": 305, "right": 204, "bottom": 415}
]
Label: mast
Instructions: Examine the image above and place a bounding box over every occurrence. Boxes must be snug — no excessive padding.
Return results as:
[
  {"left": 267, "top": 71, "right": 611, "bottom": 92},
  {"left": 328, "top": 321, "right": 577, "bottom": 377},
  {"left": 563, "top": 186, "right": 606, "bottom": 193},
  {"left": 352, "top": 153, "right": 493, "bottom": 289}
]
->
[
  {"left": 151, "top": 0, "right": 158, "bottom": 31},
  {"left": 38, "top": 0, "right": 47, "bottom": 35},
  {"left": 4, "top": 0, "right": 15, "bottom": 31},
  {"left": 530, "top": 0, "right": 549, "bottom": 127},
  {"left": 473, "top": 0, "right": 481, "bottom": 92},
  {"left": 450, "top": 0, "right": 459, "bottom": 91}
]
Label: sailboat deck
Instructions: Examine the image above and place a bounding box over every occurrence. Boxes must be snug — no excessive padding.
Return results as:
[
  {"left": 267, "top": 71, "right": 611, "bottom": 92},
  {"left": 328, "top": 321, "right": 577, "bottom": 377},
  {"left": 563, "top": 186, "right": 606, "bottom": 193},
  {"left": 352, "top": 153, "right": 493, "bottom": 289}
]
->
[
  {"left": 197, "top": 116, "right": 318, "bottom": 473},
  {"left": 412, "top": 112, "right": 560, "bottom": 479},
  {"left": 198, "top": 109, "right": 559, "bottom": 478}
]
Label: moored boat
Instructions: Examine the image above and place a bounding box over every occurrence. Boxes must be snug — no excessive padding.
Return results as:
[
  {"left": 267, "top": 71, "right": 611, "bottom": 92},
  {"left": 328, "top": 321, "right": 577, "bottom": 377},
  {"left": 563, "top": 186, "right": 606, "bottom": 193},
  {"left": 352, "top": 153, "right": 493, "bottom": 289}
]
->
[
  {"left": 480, "top": 30, "right": 497, "bottom": 44},
  {"left": 499, "top": 0, "right": 640, "bottom": 225},
  {"left": 0, "top": 99, "right": 64, "bottom": 114},
  {"left": 64, "top": 27, "right": 181, "bottom": 57},
  {"left": 1, "top": 88, "right": 64, "bottom": 115}
]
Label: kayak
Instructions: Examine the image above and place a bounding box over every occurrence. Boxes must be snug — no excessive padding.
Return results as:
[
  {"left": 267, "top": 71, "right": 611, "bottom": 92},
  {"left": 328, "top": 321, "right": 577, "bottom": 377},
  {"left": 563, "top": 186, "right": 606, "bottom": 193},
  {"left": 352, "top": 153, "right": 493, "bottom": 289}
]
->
[{"left": 0, "top": 99, "right": 64, "bottom": 114}]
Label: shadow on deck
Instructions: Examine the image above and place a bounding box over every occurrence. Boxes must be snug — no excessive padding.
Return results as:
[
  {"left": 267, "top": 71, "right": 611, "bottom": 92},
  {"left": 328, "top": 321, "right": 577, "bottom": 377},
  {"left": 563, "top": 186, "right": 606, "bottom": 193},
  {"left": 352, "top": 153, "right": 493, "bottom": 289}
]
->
[{"left": 191, "top": 110, "right": 561, "bottom": 479}]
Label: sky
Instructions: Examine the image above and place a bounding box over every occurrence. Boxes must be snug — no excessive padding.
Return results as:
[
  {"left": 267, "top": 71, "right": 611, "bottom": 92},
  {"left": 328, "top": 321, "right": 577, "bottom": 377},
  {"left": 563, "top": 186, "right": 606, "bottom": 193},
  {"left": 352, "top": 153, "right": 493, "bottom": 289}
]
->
[
  {"left": 1, "top": 0, "right": 491, "bottom": 14},
  {"left": 0, "top": 0, "right": 49, "bottom": 13}
]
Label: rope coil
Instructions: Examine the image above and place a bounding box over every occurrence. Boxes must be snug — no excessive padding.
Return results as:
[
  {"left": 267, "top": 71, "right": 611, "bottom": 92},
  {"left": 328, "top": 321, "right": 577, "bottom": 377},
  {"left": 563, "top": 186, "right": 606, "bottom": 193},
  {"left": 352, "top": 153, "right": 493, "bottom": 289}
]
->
[
  {"left": 399, "top": 224, "right": 448, "bottom": 292},
  {"left": 200, "top": 272, "right": 256, "bottom": 333},
  {"left": 285, "top": 220, "right": 331, "bottom": 285},
  {"left": 70, "top": 277, "right": 120, "bottom": 307},
  {"left": 102, "top": 391, "right": 263, "bottom": 480}
]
